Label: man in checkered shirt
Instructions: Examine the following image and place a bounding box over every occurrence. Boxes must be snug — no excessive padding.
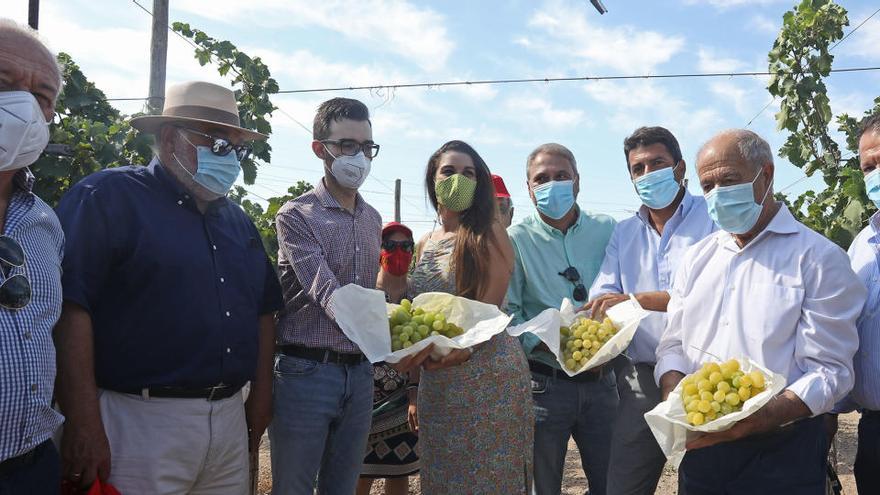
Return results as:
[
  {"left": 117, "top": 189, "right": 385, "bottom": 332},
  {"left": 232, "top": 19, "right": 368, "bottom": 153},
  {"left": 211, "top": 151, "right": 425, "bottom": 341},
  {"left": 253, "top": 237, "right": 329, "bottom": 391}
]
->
[
  {"left": 269, "top": 97, "right": 383, "bottom": 494},
  {"left": 0, "top": 20, "right": 65, "bottom": 494}
]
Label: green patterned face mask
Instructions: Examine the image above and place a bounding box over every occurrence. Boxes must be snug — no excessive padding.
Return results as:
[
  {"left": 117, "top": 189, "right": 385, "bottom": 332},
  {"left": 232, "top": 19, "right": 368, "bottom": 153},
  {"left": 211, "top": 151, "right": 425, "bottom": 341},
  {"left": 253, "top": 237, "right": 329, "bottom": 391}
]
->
[{"left": 435, "top": 173, "right": 477, "bottom": 212}]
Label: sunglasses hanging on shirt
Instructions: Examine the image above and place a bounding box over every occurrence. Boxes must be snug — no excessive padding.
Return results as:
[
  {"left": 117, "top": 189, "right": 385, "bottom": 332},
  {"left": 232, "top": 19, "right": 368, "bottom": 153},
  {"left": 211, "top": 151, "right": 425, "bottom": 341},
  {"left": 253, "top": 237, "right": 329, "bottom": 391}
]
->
[
  {"left": 558, "top": 266, "right": 587, "bottom": 302},
  {"left": 0, "top": 235, "right": 31, "bottom": 310}
]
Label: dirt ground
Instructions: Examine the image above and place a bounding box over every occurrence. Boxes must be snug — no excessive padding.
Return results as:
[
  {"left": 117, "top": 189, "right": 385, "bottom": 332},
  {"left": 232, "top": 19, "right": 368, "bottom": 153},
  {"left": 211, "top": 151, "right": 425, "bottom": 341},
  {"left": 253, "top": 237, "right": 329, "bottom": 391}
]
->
[{"left": 256, "top": 412, "right": 860, "bottom": 494}]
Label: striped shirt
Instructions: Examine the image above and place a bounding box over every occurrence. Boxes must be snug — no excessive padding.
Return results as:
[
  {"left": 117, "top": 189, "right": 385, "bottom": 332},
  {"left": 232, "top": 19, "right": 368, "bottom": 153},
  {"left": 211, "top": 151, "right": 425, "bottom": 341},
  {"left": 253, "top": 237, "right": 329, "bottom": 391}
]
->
[
  {"left": 835, "top": 212, "right": 880, "bottom": 413},
  {"left": 276, "top": 179, "right": 381, "bottom": 353},
  {"left": 0, "top": 169, "right": 64, "bottom": 462}
]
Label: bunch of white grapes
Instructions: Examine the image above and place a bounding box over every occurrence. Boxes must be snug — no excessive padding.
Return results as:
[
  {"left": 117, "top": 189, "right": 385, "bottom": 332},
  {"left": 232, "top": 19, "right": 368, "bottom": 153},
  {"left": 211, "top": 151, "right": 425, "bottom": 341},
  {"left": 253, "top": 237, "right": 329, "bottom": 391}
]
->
[
  {"left": 680, "top": 359, "right": 767, "bottom": 426},
  {"left": 559, "top": 316, "right": 618, "bottom": 372},
  {"left": 388, "top": 299, "right": 465, "bottom": 351}
]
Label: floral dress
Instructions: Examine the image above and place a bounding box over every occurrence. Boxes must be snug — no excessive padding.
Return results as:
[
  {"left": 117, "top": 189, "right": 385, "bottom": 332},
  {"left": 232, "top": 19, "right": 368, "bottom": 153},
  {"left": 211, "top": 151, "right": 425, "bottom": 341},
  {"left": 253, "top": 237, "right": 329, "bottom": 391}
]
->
[{"left": 410, "top": 237, "right": 534, "bottom": 494}]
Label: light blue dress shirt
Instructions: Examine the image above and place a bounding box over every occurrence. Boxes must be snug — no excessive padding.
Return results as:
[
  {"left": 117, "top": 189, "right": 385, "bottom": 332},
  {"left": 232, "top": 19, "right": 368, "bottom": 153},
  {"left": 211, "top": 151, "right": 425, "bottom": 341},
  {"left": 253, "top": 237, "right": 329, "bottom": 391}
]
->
[
  {"left": 589, "top": 191, "right": 717, "bottom": 365},
  {"left": 507, "top": 208, "right": 616, "bottom": 369},
  {"left": 835, "top": 212, "right": 880, "bottom": 413}
]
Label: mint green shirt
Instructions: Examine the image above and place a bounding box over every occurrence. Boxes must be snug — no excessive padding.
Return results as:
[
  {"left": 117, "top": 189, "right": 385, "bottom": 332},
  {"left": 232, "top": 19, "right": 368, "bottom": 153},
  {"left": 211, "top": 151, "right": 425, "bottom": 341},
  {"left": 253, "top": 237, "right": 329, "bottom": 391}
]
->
[{"left": 506, "top": 209, "right": 616, "bottom": 369}]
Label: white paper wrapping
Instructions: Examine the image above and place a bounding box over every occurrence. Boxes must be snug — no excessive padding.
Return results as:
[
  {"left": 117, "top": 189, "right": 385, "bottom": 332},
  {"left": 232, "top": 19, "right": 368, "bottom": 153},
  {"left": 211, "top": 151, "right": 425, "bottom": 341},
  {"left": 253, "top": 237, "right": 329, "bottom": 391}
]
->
[
  {"left": 643, "top": 357, "right": 787, "bottom": 467},
  {"left": 329, "top": 284, "right": 513, "bottom": 363},
  {"left": 507, "top": 297, "right": 648, "bottom": 375}
]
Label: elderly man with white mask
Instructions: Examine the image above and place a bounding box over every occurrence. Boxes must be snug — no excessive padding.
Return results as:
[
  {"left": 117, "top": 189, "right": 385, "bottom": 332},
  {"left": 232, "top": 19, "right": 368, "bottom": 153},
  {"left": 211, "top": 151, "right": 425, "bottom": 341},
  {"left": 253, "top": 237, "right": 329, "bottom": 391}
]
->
[
  {"left": 0, "top": 18, "right": 64, "bottom": 495},
  {"left": 655, "top": 129, "right": 865, "bottom": 494}
]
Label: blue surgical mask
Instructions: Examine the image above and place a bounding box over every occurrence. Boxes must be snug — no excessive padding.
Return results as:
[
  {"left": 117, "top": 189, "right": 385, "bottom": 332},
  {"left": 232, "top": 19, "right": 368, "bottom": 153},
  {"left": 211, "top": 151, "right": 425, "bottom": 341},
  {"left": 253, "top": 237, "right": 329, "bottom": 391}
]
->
[
  {"left": 633, "top": 163, "right": 683, "bottom": 209},
  {"left": 532, "top": 180, "right": 575, "bottom": 220},
  {"left": 705, "top": 169, "right": 773, "bottom": 234},
  {"left": 865, "top": 169, "right": 880, "bottom": 209},
  {"left": 173, "top": 131, "right": 241, "bottom": 196}
]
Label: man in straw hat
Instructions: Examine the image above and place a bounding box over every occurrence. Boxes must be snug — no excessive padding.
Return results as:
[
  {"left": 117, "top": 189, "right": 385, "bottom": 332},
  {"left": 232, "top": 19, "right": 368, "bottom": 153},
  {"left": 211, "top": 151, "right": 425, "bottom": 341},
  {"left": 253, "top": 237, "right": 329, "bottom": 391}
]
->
[{"left": 54, "top": 81, "right": 283, "bottom": 494}]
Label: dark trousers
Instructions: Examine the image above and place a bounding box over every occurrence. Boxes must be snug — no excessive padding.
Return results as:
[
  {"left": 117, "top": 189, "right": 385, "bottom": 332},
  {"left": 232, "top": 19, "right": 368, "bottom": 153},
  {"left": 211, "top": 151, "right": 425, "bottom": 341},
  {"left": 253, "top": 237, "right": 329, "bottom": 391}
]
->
[
  {"left": 0, "top": 440, "right": 60, "bottom": 495},
  {"left": 680, "top": 415, "right": 827, "bottom": 495},
  {"left": 856, "top": 411, "right": 880, "bottom": 495}
]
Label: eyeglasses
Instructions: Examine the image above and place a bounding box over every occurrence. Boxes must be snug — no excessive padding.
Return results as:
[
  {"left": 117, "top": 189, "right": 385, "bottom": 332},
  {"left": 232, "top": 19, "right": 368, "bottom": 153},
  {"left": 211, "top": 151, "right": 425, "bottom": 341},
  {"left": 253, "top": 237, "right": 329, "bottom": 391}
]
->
[
  {"left": 0, "top": 236, "right": 31, "bottom": 310},
  {"left": 320, "top": 139, "right": 380, "bottom": 159},
  {"left": 179, "top": 128, "right": 253, "bottom": 161},
  {"left": 558, "top": 266, "right": 587, "bottom": 302},
  {"left": 382, "top": 239, "right": 414, "bottom": 252}
]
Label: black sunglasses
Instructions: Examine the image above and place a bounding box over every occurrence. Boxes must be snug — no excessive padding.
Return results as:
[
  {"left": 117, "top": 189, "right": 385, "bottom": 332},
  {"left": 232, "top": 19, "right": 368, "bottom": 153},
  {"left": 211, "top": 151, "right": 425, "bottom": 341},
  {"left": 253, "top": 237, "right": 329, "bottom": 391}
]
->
[
  {"left": 558, "top": 266, "right": 587, "bottom": 302},
  {"left": 180, "top": 128, "right": 253, "bottom": 162},
  {"left": 382, "top": 239, "right": 414, "bottom": 252},
  {"left": 0, "top": 236, "right": 31, "bottom": 310}
]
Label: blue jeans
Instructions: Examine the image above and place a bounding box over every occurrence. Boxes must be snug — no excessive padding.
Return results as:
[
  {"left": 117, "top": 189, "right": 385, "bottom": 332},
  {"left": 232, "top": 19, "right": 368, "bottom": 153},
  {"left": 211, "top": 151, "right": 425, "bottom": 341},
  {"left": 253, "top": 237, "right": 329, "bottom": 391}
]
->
[
  {"left": 680, "top": 415, "right": 827, "bottom": 495},
  {"left": 269, "top": 354, "right": 373, "bottom": 495},
  {"left": 531, "top": 367, "right": 619, "bottom": 495},
  {"left": 0, "top": 440, "right": 60, "bottom": 495}
]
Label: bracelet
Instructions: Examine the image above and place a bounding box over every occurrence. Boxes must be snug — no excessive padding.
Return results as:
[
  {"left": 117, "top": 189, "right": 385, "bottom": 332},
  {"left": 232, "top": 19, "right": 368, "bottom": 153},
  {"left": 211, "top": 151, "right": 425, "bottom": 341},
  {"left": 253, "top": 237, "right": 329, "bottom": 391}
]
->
[{"left": 406, "top": 383, "right": 419, "bottom": 391}]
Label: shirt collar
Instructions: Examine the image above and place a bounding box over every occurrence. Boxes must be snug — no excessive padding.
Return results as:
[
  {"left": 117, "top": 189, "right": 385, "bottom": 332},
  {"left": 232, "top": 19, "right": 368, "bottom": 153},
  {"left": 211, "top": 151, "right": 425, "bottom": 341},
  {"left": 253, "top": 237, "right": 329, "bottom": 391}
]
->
[
  {"left": 635, "top": 188, "right": 694, "bottom": 228},
  {"left": 316, "top": 178, "right": 364, "bottom": 214},
  {"left": 533, "top": 206, "right": 583, "bottom": 237},
  {"left": 716, "top": 202, "right": 798, "bottom": 250},
  {"left": 870, "top": 211, "right": 880, "bottom": 236},
  {"left": 13, "top": 168, "right": 35, "bottom": 192}
]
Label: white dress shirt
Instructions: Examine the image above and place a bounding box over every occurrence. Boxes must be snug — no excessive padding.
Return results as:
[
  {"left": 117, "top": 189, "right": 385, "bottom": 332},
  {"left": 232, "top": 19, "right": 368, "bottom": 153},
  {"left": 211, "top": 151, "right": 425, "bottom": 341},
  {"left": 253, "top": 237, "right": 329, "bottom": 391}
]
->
[
  {"left": 655, "top": 205, "right": 866, "bottom": 415},
  {"left": 589, "top": 190, "right": 717, "bottom": 365}
]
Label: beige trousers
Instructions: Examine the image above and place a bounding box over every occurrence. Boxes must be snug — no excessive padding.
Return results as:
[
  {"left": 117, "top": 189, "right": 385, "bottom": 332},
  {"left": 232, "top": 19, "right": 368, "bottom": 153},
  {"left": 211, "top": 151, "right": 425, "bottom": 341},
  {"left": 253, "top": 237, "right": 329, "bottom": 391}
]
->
[{"left": 99, "top": 389, "right": 248, "bottom": 495}]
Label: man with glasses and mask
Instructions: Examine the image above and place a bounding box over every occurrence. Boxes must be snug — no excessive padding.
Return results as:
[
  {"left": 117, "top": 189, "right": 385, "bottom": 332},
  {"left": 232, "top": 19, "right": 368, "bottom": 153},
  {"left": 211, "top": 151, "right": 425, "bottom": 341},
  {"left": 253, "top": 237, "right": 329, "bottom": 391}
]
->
[
  {"left": 0, "top": 19, "right": 65, "bottom": 494},
  {"left": 53, "top": 81, "right": 283, "bottom": 494},
  {"left": 506, "top": 143, "right": 617, "bottom": 495},
  {"left": 270, "top": 97, "right": 382, "bottom": 494},
  {"left": 584, "top": 127, "right": 716, "bottom": 495},
  {"left": 655, "top": 129, "right": 865, "bottom": 494}
]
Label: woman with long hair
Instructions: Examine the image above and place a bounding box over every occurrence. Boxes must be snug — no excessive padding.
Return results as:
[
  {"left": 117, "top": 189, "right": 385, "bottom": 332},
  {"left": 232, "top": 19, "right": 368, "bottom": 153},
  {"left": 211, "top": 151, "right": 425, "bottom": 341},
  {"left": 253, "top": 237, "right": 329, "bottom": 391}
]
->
[{"left": 400, "top": 140, "right": 533, "bottom": 494}]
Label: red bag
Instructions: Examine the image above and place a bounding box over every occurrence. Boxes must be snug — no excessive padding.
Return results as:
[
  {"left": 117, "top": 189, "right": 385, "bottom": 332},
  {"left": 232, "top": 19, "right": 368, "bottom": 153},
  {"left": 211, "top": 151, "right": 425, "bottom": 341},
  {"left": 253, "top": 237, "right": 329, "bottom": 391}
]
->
[{"left": 61, "top": 479, "right": 122, "bottom": 495}]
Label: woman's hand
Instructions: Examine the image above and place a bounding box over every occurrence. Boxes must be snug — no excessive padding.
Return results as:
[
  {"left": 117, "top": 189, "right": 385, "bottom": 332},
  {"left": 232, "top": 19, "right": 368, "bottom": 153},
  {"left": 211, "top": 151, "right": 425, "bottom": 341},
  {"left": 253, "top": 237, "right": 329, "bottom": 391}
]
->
[{"left": 423, "top": 347, "right": 473, "bottom": 370}]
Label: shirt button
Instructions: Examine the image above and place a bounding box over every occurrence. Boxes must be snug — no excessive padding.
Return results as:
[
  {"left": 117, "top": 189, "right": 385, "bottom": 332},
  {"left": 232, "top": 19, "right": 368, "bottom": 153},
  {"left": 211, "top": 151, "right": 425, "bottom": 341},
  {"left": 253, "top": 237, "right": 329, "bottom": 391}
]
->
[
  {"left": 177, "top": 200, "right": 183, "bottom": 205},
  {"left": 225, "top": 311, "right": 231, "bottom": 317},
  {"left": 226, "top": 347, "right": 231, "bottom": 354},
  {"left": 356, "top": 246, "right": 360, "bottom": 252},
  {"left": 24, "top": 436, "right": 32, "bottom": 445},
  {"left": 30, "top": 384, "right": 37, "bottom": 392},
  {"left": 355, "top": 275, "right": 360, "bottom": 281},
  {"left": 220, "top": 277, "right": 225, "bottom": 283},
  {"left": 212, "top": 245, "right": 217, "bottom": 251},
  {"left": 23, "top": 332, "right": 31, "bottom": 340}
]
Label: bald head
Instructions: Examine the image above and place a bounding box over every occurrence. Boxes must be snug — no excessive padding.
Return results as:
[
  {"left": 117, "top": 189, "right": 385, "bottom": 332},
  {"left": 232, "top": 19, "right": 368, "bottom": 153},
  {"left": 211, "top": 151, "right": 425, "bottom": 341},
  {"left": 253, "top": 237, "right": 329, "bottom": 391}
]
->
[
  {"left": 0, "top": 18, "right": 61, "bottom": 120},
  {"left": 696, "top": 129, "right": 774, "bottom": 198}
]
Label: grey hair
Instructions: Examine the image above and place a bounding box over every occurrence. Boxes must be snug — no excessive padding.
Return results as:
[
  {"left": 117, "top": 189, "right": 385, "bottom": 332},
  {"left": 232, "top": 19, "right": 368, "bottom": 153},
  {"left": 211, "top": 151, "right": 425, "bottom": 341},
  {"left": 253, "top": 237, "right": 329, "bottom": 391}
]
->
[
  {"left": 526, "top": 143, "right": 578, "bottom": 178},
  {"left": 0, "top": 18, "right": 63, "bottom": 95},
  {"left": 699, "top": 129, "right": 773, "bottom": 171}
]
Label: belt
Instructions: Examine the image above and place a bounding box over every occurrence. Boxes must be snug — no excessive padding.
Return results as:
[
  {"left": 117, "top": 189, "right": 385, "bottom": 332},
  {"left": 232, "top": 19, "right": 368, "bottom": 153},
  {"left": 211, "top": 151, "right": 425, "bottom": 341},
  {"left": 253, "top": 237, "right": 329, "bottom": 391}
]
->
[
  {"left": 529, "top": 360, "right": 604, "bottom": 383},
  {"left": 280, "top": 344, "right": 367, "bottom": 365},
  {"left": 0, "top": 440, "right": 49, "bottom": 479},
  {"left": 113, "top": 383, "right": 243, "bottom": 401}
]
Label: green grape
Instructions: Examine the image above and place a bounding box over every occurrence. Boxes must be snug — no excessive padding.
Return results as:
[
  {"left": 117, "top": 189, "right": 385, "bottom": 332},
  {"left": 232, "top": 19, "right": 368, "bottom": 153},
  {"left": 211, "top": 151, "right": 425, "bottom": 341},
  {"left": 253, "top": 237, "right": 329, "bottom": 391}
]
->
[
  {"left": 697, "top": 400, "right": 711, "bottom": 413},
  {"left": 423, "top": 313, "right": 435, "bottom": 326},
  {"left": 413, "top": 307, "right": 424, "bottom": 316},
  {"left": 572, "top": 351, "right": 583, "bottom": 361},
  {"left": 725, "top": 392, "right": 740, "bottom": 406},
  {"left": 565, "top": 358, "right": 577, "bottom": 370},
  {"left": 432, "top": 320, "right": 444, "bottom": 331},
  {"left": 573, "top": 339, "right": 584, "bottom": 349},
  {"left": 430, "top": 330, "right": 440, "bottom": 336}
]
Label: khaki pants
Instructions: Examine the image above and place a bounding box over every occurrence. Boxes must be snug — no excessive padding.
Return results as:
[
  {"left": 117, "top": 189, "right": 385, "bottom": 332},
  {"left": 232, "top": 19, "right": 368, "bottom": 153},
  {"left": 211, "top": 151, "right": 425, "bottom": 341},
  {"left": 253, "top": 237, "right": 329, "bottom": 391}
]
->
[{"left": 99, "top": 389, "right": 248, "bottom": 495}]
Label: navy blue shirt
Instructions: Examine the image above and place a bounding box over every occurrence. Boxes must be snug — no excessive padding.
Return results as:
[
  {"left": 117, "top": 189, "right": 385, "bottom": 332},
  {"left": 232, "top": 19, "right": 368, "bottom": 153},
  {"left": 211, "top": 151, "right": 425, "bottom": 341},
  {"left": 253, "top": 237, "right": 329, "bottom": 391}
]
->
[{"left": 56, "top": 160, "right": 283, "bottom": 390}]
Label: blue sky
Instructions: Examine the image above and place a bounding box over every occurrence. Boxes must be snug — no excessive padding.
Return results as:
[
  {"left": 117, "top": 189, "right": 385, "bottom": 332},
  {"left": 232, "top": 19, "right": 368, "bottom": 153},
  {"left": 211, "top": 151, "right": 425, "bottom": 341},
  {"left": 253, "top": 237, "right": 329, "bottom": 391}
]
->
[{"left": 8, "top": 0, "right": 880, "bottom": 238}]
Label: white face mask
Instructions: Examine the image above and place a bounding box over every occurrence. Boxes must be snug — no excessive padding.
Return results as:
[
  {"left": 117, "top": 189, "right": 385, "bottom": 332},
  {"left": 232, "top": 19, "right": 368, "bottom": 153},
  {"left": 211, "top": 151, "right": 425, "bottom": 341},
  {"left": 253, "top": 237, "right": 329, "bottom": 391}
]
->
[
  {"left": 0, "top": 91, "right": 50, "bottom": 172},
  {"left": 324, "top": 144, "right": 370, "bottom": 190}
]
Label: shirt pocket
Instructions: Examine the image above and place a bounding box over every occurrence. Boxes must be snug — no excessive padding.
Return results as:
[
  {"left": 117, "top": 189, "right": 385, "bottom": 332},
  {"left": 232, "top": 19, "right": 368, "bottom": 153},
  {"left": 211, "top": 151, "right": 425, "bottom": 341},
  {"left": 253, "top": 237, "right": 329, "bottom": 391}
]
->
[{"left": 743, "top": 283, "right": 805, "bottom": 344}]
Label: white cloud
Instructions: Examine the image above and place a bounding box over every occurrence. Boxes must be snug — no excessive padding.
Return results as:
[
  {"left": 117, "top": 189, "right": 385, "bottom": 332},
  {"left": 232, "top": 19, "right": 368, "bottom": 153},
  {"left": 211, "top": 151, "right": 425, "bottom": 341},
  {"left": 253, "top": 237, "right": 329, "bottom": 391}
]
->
[
  {"left": 520, "top": 0, "right": 685, "bottom": 75},
  {"left": 697, "top": 47, "right": 747, "bottom": 72},
  {"left": 748, "top": 14, "right": 779, "bottom": 34},
  {"left": 173, "top": 0, "right": 454, "bottom": 72},
  {"left": 505, "top": 96, "right": 584, "bottom": 129},
  {"left": 709, "top": 81, "right": 751, "bottom": 116},
  {"left": 846, "top": 16, "right": 880, "bottom": 62}
]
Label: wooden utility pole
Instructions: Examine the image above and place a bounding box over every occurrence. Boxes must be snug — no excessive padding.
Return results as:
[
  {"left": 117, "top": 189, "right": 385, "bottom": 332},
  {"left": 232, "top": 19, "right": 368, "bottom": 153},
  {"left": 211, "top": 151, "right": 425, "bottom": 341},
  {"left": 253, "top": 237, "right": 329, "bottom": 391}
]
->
[
  {"left": 147, "top": 0, "right": 169, "bottom": 114},
  {"left": 394, "top": 179, "right": 401, "bottom": 222},
  {"left": 28, "top": 0, "right": 39, "bottom": 29}
]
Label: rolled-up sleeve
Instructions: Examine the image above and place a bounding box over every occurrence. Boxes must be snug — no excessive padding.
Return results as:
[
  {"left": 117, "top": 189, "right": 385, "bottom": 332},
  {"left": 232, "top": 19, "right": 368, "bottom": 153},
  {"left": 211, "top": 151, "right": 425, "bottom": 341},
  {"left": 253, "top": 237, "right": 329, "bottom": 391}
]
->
[
  {"left": 589, "top": 225, "right": 623, "bottom": 299},
  {"left": 786, "top": 247, "right": 866, "bottom": 415},
  {"left": 276, "top": 207, "right": 341, "bottom": 319}
]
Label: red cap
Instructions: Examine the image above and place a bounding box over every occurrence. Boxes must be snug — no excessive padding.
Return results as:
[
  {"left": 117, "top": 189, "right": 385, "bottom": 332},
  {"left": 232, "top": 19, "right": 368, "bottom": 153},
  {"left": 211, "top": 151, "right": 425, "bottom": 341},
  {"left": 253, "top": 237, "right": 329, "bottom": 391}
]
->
[
  {"left": 382, "top": 221, "right": 413, "bottom": 239},
  {"left": 492, "top": 174, "right": 511, "bottom": 198}
]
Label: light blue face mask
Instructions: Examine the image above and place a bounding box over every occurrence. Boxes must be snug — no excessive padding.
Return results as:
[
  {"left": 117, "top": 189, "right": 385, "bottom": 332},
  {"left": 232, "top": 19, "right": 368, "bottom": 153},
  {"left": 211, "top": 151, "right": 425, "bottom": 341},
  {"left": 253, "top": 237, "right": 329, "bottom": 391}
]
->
[
  {"left": 633, "top": 162, "right": 683, "bottom": 209},
  {"left": 532, "top": 180, "right": 575, "bottom": 220},
  {"left": 865, "top": 168, "right": 880, "bottom": 209},
  {"left": 705, "top": 168, "right": 772, "bottom": 234},
  {"left": 173, "top": 131, "right": 241, "bottom": 196}
]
